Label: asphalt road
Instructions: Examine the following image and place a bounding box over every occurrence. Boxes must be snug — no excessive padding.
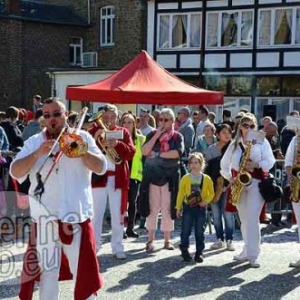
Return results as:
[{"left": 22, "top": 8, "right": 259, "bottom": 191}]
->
[{"left": 1, "top": 220, "right": 300, "bottom": 300}]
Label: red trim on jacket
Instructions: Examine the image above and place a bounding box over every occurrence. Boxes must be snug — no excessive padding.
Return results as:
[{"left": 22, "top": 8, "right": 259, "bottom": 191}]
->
[{"left": 19, "top": 219, "right": 104, "bottom": 300}]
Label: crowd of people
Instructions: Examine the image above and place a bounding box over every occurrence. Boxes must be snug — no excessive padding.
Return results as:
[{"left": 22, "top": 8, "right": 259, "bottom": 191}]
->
[{"left": 1, "top": 96, "right": 300, "bottom": 298}]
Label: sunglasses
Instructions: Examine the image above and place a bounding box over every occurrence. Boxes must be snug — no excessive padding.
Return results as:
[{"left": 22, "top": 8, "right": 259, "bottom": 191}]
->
[
  {"left": 242, "top": 123, "right": 255, "bottom": 129},
  {"left": 43, "top": 112, "right": 63, "bottom": 119},
  {"left": 159, "top": 118, "right": 170, "bottom": 123}
]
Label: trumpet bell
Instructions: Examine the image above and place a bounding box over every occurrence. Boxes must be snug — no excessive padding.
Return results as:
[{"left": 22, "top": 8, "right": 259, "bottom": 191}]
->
[
  {"left": 88, "top": 112, "right": 101, "bottom": 123},
  {"left": 59, "top": 133, "right": 88, "bottom": 158}
]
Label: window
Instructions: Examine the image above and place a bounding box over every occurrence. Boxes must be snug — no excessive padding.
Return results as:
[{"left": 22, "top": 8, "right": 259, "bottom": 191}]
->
[
  {"left": 223, "top": 97, "right": 251, "bottom": 119},
  {"left": 206, "top": 10, "right": 253, "bottom": 48},
  {"left": 100, "top": 6, "right": 115, "bottom": 46},
  {"left": 282, "top": 77, "right": 300, "bottom": 96},
  {"left": 69, "top": 37, "right": 82, "bottom": 66},
  {"left": 228, "top": 77, "right": 252, "bottom": 95},
  {"left": 204, "top": 76, "right": 227, "bottom": 92},
  {"left": 157, "top": 13, "right": 201, "bottom": 49},
  {"left": 257, "top": 77, "right": 280, "bottom": 96},
  {"left": 258, "top": 7, "right": 300, "bottom": 46}
]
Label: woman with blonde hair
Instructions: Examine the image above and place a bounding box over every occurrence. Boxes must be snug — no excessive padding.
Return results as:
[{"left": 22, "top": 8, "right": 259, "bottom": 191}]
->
[
  {"left": 140, "top": 108, "right": 184, "bottom": 251},
  {"left": 221, "top": 113, "right": 275, "bottom": 268},
  {"left": 121, "top": 112, "right": 146, "bottom": 238}
]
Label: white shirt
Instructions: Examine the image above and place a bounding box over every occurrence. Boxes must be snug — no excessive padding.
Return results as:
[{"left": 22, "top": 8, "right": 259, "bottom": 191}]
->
[
  {"left": 220, "top": 138, "right": 275, "bottom": 181},
  {"left": 10, "top": 129, "right": 107, "bottom": 223},
  {"left": 140, "top": 125, "right": 154, "bottom": 136},
  {"left": 285, "top": 135, "right": 297, "bottom": 167}
]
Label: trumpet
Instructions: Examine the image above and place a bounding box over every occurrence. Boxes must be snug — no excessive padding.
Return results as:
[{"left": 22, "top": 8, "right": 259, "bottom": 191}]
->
[{"left": 88, "top": 111, "right": 122, "bottom": 165}]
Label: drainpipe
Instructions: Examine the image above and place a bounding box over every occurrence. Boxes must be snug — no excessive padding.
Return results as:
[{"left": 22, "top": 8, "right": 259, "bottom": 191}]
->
[
  {"left": 87, "top": 0, "right": 91, "bottom": 24},
  {"left": 199, "top": 0, "right": 207, "bottom": 88}
]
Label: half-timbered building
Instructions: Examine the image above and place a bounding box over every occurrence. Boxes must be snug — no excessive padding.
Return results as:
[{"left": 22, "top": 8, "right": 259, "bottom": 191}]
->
[{"left": 147, "top": 0, "right": 300, "bottom": 123}]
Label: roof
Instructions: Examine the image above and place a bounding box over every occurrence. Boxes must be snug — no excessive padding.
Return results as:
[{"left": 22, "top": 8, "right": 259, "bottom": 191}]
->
[{"left": 0, "top": 0, "right": 89, "bottom": 26}]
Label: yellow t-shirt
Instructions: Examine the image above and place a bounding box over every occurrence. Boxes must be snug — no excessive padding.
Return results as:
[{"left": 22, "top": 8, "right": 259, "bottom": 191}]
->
[{"left": 176, "top": 173, "right": 215, "bottom": 210}]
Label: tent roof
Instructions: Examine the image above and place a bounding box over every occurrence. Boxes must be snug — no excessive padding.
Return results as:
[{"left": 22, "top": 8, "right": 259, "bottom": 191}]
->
[{"left": 65, "top": 51, "right": 223, "bottom": 105}]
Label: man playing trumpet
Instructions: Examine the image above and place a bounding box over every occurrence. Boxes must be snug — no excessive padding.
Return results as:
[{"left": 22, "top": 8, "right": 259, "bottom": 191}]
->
[
  {"left": 89, "top": 104, "right": 135, "bottom": 260},
  {"left": 10, "top": 97, "right": 107, "bottom": 300}
]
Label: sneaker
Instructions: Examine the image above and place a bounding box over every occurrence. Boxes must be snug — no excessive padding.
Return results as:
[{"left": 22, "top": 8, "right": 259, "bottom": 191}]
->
[
  {"left": 289, "top": 259, "right": 300, "bottom": 268},
  {"left": 146, "top": 241, "right": 155, "bottom": 252},
  {"left": 210, "top": 239, "right": 224, "bottom": 250},
  {"left": 249, "top": 259, "right": 260, "bottom": 268},
  {"left": 233, "top": 252, "right": 248, "bottom": 262},
  {"left": 181, "top": 250, "right": 192, "bottom": 262},
  {"left": 194, "top": 252, "right": 204, "bottom": 263},
  {"left": 226, "top": 240, "right": 235, "bottom": 251},
  {"left": 115, "top": 252, "right": 126, "bottom": 260},
  {"left": 164, "top": 242, "right": 175, "bottom": 250},
  {"left": 126, "top": 230, "right": 139, "bottom": 238}
]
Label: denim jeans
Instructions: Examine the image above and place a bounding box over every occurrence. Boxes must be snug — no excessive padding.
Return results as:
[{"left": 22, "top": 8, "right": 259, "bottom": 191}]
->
[
  {"left": 210, "top": 191, "right": 235, "bottom": 241},
  {"left": 179, "top": 203, "right": 207, "bottom": 254}
]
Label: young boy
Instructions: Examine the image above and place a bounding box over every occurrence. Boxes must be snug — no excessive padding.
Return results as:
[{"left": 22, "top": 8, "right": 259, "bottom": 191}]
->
[{"left": 176, "top": 153, "right": 214, "bottom": 262}]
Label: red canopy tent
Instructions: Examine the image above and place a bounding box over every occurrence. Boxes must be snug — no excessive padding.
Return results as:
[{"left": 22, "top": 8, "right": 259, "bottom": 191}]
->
[{"left": 66, "top": 50, "right": 223, "bottom": 105}]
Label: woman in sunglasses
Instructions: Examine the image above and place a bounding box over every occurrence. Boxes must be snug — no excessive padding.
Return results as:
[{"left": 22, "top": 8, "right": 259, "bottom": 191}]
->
[
  {"left": 220, "top": 113, "right": 275, "bottom": 268},
  {"left": 140, "top": 108, "right": 184, "bottom": 252}
]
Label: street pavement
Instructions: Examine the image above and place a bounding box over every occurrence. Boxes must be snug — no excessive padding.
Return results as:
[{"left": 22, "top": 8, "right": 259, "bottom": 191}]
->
[{"left": 1, "top": 219, "right": 300, "bottom": 300}]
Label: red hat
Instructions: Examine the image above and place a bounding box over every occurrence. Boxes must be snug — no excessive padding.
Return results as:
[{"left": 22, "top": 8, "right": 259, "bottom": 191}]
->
[{"left": 26, "top": 110, "right": 34, "bottom": 121}]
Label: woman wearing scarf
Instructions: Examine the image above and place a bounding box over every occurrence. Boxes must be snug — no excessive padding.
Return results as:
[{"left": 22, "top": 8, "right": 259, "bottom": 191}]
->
[{"left": 140, "top": 108, "right": 184, "bottom": 252}]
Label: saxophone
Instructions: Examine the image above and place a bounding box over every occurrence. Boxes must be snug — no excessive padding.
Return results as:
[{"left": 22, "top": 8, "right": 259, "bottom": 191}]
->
[
  {"left": 230, "top": 141, "right": 252, "bottom": 206},
  {"left": 89, "top": 112, "right": 122, "bottom": 165},
  {"left": 290, "top": 132, "right": 300, "bottom": 202}
]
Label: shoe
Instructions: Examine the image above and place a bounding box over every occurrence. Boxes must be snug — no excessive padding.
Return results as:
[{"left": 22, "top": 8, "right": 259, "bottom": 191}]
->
[
  {"left": 181, "top": 250, "right": 192, "bottom": 262},
  {"left": 249, "top": 259, "right": 260, "bottom": 268},
  {"left": 115, "top": 252, "right": 126, "bottom": 260},
  {"left": 164, "top": 242, "right": 175, "bottom": 250},
  {"left": 289, "top": 259, "right": 300, "bottom": 268},
  {"left": 126, "top": 230, "right": 139, "bottom": 238},
  {"left": 210, "top": 239, "right": 224, "bottom": 250},
  {"left": 226, "top": 240, "right": 235, "bottom": 251},
  {"left": 123, "top": 232, "right": 128, "bottom": 239},
  {"left": 146, "top": 241, "right": 155, "bottom": 252},
  {"left": 194, "top": 252, "right": 204, "bottom": 263},
  {"left": 233, "top": 252, "right": 248, "bottom": 262}
]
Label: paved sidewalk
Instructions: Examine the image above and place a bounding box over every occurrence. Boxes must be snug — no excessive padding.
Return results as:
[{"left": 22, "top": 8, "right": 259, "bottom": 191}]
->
[{"left": 1, "top": 221, "right": 300, "bottom": 300}]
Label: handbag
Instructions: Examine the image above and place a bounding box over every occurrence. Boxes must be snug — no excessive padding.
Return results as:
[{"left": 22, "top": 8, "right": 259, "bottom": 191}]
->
[
  {"left": 258, "top": 174, "right": 283, "bottom": 204},
  {"left": 12, "top": 178, "right": 29, "bottom": 210}
]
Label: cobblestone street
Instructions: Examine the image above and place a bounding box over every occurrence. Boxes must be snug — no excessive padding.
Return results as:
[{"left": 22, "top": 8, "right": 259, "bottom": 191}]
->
[{"left": 1, "top": 220, "right": 300, "bottom": 300}]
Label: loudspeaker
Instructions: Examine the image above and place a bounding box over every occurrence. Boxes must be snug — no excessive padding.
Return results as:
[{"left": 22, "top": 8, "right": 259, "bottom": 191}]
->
[{"left": 263, "top": 105, "right": 277, "bottom": 122}]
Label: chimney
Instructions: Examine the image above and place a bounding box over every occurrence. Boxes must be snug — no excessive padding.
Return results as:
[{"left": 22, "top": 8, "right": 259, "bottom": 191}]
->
[{"left": 5, "top": 0, "right": 21, "bottom": 15}]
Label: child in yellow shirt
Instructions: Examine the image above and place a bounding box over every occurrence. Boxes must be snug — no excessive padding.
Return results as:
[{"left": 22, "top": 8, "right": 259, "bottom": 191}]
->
[{"left": 176, "top": 152, "right": 214, "bottom": 262}]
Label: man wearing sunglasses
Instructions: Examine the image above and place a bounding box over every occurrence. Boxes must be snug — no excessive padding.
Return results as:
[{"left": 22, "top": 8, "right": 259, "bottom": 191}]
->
[{"left": 10, "top": 97, "right": 107, "bottom": 300}]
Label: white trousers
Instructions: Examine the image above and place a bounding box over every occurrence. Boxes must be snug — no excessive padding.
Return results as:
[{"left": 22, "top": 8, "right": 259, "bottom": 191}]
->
[
  {"left": 236, "top": 179, "right": 264, "bottom": 261},
  {"left": 36, "top": 220, "right": 96, "bottom": 300},
  {"left": 292, "top": 201, "right": 300, "bottom": 242},
  {"left": 92, "top": 176, "right": 124, "bottom": 254}
]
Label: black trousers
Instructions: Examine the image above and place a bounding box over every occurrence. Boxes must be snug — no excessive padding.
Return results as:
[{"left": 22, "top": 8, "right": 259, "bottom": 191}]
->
[{"left": 127, "top": 179, "right": 140, "bottom": 230}]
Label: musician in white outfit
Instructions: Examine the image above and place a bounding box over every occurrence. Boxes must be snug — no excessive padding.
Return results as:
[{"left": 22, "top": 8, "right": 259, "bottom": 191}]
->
[
  {"left": 221, "top": 113, "right": 275, "bottom": 268},
  {"left": 285, "top": 133, "right": 300, "bottom": 268},
  {"left": 10, "top": 98, "right": 107, "bottom": 300}
]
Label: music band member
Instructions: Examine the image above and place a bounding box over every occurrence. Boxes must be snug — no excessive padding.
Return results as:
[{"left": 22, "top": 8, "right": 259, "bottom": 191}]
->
[
  {"left": 10, "top": 98, "right": 107, "bottom": 300},
  {"left": 285, "top": 133, "right": 300, "bottom": 268},
  {"left": 89, "top": 104, "right": 135, "bottom": 260},
  {"left": 221, "top": 114, "right": 275, "bottom": 268}
]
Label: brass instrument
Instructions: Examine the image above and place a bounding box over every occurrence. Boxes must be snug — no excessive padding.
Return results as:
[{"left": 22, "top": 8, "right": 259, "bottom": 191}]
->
[
  {"left": 230, "top": 141, "right": 252, "bottom": 206},
  {"left": 88, "top": 111, "right": 122, "bottom": 165},
  {"left": 290, "top": 131, "right": 300, "bottom": 202}
]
